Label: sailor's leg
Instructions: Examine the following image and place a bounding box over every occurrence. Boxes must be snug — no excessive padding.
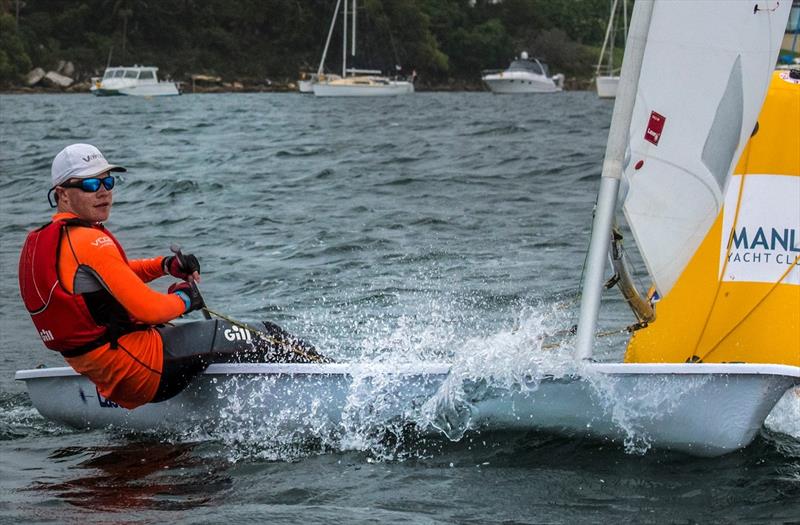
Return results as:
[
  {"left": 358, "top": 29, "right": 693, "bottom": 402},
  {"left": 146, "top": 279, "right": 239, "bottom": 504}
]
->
[
  {"left": 208, "top": 320, "right": 326, "bottom": 363},
  {"left": 151, "top": 320, "right": 218, "bottom": 403},
  {"left": 152, "top": 319, "right": 326, "bottom": 402},
  {"left": 259, "top": 320, "right": 328, "bottom": 362}
]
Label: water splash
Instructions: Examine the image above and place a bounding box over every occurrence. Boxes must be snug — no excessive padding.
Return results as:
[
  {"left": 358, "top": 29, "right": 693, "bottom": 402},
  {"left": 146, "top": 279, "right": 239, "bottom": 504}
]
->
[
  {"left": 201, "top": 301, "right": 580, "bottom": 462},
  {"left": 419, "top": 304, "right": 576, "bottom": 441},
  {"left": 766, "top": 387, "right": 800, "bottom": 439}
]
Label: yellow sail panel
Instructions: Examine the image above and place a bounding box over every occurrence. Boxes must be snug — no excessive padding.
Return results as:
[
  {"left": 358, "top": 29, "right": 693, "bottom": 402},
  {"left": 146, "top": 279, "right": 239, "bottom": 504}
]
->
[{"left": 625, "top": 71, "right": 800, "bottom": 365}]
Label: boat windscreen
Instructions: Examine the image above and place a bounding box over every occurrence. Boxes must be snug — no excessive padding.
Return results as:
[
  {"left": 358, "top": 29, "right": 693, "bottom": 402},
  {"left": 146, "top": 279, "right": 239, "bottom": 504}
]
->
[
  {"left": 138, "top": 70, "right": 155, "bottom": 80},
  {"left": 113, "top": 70, "right": 125, "bottom": 78},
  {"left": 103, "top": 70, "right": 115, "bottom": 79},
  {"left": 124, "top": 70, "right": 138, "bottom": 78},
  {"left": 508, "top": 60, "right": 544, "bottom": 75}
]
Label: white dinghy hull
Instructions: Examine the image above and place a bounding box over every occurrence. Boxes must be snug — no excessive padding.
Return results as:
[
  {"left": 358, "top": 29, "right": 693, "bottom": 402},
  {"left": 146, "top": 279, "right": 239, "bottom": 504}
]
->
[{"left": 15, "top": 362, "right": 798, "bottom": 457}]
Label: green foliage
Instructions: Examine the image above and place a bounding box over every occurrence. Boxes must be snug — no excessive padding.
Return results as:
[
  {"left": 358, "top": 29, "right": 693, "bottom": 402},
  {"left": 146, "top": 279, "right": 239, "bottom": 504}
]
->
[
  {"left": 0, "top": 11, "right": 32, "bottom": 84},
  {"left": 4, "top": 0, "right": 620, "bottom": 86}
]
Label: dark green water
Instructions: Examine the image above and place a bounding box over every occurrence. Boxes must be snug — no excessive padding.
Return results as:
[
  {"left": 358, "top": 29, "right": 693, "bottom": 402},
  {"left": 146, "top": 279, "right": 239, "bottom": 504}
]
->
[{"left": 1, "top": 92, "right": 797, "bottom": 524}]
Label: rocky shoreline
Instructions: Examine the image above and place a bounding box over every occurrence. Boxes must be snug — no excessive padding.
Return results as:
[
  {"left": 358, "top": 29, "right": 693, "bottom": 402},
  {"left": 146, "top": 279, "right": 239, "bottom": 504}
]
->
[
  {"left": 2, "top": 79, "right": 593, "bottom": 94},
  {"left": 4, "top": 63, "right": 592, "bottom": 94}
]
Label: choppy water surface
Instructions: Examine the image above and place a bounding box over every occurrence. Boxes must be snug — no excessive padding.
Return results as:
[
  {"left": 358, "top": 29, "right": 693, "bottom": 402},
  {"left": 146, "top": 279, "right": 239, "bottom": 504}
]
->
[{"left": 1, "top": 93, "right": 797, "bottom": 523}]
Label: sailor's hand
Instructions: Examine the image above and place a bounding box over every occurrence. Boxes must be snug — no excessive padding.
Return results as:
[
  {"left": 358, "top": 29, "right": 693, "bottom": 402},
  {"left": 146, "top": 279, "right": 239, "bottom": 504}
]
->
[
  {"left": 168, "top": 281, "right": 206, "bottom": 313},
  {"left": 163, "top": 253, "right": 201, "bottom": 283}
]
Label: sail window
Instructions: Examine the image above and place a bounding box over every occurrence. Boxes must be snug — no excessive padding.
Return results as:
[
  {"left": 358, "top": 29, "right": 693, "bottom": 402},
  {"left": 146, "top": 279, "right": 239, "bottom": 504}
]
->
[{"left": 701, "top": 56, "right": 743, "bottom": 190}]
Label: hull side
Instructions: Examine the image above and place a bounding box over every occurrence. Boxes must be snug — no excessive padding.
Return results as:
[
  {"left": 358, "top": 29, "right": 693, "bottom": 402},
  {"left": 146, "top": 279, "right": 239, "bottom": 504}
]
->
[
  {"left": 482, "top": 74, "right": 560, "bottom": 94},
  {"left": 595, "top": 76, "right": 619, "bottom": 98},
  {"left": 313, "top": 82, "right": 414, "bottom": 97},
  {"left": 15, "top": 363, "right": 799, "bottom": 457}
]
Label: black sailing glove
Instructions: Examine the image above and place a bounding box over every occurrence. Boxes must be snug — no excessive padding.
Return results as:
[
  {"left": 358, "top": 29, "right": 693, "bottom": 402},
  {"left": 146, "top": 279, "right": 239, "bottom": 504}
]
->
[
  {"left": 168, "top": 282, "right": 206, "bottom": 313},
  {"left": 163, "top": 253, "right": 200, "bottom": 280}
]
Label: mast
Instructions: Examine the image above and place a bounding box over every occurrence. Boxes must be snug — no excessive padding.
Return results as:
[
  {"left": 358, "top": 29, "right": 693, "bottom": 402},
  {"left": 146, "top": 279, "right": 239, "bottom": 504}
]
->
[
  {"left": 342, "top": 0, "right": 348, "bottom": 78},
  {"left": 574, "top": 0, "right": 655, "bottom": 361},
  {"left": 317, "top": 0, "right": 343, "bottom": 77},
  {"left": 622, "top": 0, "right": 628, "bottom": 44},
  {"left": 596, "top": 0, "right": 619, "bottom": 77},
  {"left": 352, "top": 0, "right": 356, "bottom": 57},
  {"left": 608, "top": 1, "right": 616, "bottom": 74}
]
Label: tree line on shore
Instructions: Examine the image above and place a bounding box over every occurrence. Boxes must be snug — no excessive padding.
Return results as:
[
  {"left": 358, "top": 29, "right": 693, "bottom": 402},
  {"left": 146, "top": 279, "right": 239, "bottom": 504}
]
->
[{"left": 1, "top": 0, "right": 625, "bottom": 89}]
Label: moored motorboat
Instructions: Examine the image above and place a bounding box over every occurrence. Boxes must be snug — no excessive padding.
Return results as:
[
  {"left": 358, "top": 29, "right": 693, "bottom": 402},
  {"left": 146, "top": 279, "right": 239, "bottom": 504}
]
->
[
  {"left": 90, "top": 66, "right": 180, "bottom": 97},
  {"left": 481, "top": 52, "right": 564, "bottom": 94}
]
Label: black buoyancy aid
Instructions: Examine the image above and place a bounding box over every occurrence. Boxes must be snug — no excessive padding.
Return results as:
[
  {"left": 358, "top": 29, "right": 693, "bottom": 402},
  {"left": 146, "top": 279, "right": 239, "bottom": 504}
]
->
[{"left": 18, "top": 219, "right": 129, "bottom": 355}]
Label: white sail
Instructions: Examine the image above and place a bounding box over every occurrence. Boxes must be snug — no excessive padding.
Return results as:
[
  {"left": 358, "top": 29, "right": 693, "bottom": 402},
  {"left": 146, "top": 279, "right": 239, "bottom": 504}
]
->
[{"left": 622, "top": 0, "right": 790, "bottom": 296}]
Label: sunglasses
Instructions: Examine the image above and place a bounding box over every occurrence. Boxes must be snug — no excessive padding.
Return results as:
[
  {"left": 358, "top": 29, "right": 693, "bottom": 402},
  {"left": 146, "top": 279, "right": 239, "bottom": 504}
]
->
[{"left": 60, "top": 175, "right": 116, "bottom": 192}]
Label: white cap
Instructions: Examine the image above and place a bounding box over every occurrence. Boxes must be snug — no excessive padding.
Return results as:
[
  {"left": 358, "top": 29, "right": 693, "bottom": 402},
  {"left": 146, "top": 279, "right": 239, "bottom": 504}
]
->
[{"left": 51, "top": 144, "right": 126, "bottom": 188}]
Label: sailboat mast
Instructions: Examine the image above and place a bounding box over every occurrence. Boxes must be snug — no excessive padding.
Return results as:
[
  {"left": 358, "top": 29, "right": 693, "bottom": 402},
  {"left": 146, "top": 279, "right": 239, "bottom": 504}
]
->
[
  {"left": 342, "top": 0, "right": 348, "bottom": 77},
  {"left": 622, "top": 0, "right": 628, "bottom": 44},
  {"left": 574, "top": 0, "right": 655, "bottom": 361},
  {"left": 352, "top": 0, "right": 356, "bottom": 57},
  {"left": 596, "top": 0, "right": 619, "bottom": 76},
  {"left": 608, "top": 7, "right": 615, "bottom": 74},
  {"left": 317, "top": 0, "right": 343, "bottom": 77}
]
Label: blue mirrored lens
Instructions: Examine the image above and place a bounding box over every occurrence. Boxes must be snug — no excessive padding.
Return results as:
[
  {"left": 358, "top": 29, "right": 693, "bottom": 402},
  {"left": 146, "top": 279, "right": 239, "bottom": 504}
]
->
[
  {"left": 80, "top": 179, "right": 101, "bottom": 191},
  {"left": 80, "top": 176, "right": 115, "bottom": 192}
]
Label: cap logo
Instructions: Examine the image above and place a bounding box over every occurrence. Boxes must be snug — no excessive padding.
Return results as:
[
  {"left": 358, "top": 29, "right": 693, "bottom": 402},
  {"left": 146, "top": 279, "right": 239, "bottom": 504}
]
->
[{"left": 82, "top": 153, "right": 104, "bottom": 163}]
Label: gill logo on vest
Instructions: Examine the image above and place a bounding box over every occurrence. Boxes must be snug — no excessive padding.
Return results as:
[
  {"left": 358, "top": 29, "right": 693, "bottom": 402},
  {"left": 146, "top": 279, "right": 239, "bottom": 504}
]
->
[
  {"left": 39, "top": 329, "right": 54, "bottom": 342},
  {"left": 91, "top": 236, "right": 114, "bottom": 248},
  {"left": 224, "top": 325, "right": 252, "bottom": 342}
]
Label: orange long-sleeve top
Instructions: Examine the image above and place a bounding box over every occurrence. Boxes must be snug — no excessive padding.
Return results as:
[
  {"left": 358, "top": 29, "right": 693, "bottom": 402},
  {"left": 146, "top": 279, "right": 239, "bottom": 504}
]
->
[
  {"left": 55, "top": 212, "right": 185, "bottom": 323},
  {"left": 53, "top": 212, "right": 185, "bottom": 408}
]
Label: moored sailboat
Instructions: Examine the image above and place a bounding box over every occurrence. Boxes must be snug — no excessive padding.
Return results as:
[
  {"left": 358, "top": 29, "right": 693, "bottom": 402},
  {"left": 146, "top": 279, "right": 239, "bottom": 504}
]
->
[
  {"left": 595, "top": 0, "right": 628, "bottom": 98},
  {"left": 312, "top": 0, "right": 413, "bottom": 97}
]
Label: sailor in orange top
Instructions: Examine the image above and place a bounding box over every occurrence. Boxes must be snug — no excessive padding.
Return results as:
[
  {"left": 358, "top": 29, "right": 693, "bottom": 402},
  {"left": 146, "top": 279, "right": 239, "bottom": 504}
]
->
[
  {"left": 20, "top": 144, "right": 327, "bottom": 410},
  {"left": 19, "top": 144, "right": 204, "bottom": 409}
]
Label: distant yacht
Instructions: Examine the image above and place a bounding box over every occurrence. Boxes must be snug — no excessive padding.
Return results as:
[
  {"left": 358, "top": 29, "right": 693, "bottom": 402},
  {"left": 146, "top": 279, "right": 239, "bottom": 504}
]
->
[
  {"left": 313, "top": 70, "right": 414, "bottom": 97},
  {"left": 595, "top": 0, "right": 629, "bottom": 98},
  {"left": 311, "top": 0, "right": 414, "bottom": 97},
  {"left": 90, "top": 66, "right": 180, "bottom": 97},
  {"left": 482, "top": 52, "right": 564, "bottom": 94}
]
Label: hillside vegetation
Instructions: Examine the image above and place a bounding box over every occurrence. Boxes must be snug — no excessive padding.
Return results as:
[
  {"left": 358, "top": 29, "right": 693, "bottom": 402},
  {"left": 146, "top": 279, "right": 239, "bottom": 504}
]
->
[{"left": 1, "top": 0, "right": 626, "bottom": 88}]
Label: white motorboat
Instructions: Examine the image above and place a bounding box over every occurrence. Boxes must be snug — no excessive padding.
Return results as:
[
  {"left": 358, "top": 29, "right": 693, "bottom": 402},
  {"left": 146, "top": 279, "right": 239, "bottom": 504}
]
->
[
  {"left": 15, "top": 1, "right": 798, "bottom": 457},
  {"left": 90, "top": 66, "right": 180, "bottom": 97},
  {"left": 595, "top": 0, "right": 629, "bottom": 98},
  {"left": 481, "top": 52, "right": 564, "bottom": 94},
  {"left": 312, "top": 0, "right": 413, "bottom": 97}
]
